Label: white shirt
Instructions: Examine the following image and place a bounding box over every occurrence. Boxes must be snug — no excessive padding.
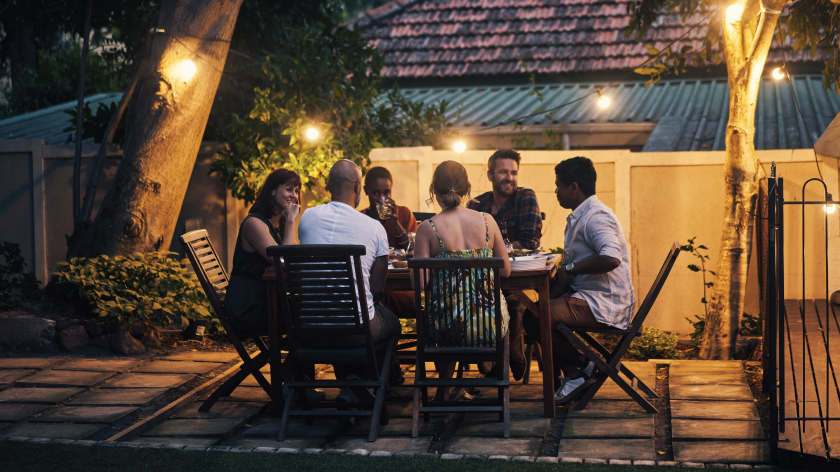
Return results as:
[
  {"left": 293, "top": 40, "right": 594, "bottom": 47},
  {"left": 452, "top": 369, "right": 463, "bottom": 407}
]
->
[
  {"left": 298, "top": 201, "right": 389, "bottom": 320},
  {"left": 564, "top": 195, "right": 636, "bottom": 328}
]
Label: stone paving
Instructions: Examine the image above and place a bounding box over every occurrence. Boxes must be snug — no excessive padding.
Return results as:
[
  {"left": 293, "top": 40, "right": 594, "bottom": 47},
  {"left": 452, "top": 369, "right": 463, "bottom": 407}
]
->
[
  {"left": 0, "top": 352, "right": 237, "bottom": 441},
  {"left": 0, "top": 352, "right": 770, "bottom": 466}
]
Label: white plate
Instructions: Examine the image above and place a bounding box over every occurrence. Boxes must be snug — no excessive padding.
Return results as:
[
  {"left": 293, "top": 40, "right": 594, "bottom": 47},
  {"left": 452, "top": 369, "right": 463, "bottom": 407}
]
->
[{"left": 509, "top": 255, "right": 546, "bottom": 271}]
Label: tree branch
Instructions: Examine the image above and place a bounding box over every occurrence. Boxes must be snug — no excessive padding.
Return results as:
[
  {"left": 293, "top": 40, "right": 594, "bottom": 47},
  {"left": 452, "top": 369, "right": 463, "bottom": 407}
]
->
[{"left": 79, "top": 60, "right": 147, "bottom": 224}]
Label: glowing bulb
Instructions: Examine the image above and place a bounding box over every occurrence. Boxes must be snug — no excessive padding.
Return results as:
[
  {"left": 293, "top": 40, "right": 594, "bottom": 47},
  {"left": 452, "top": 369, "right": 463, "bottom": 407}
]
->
[
  {"left": 305, "top": 127, "right": 319, "bottom": 140},
  {"left": 173, "top": 59, "right": 196, "bottom": 83},
  {"left": 453, "top": 140, "right": 466, "bottom": 153},
  {"left": 726, "top": 4, "right": 744, "bottom": 21},
  {"left": 826, "top": 204, "right": 837, "bottom": 214},
  {"left": 772, "top": 67, "right": 785, "bottom": 80},
  {"left": 597, "top": 93, "right": 611, "bottom": 109}
]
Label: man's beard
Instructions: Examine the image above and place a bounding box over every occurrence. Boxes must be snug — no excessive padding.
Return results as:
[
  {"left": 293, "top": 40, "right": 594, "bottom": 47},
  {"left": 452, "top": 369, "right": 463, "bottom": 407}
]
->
[{"left": 493, "top": 180, "right": 516, "bottom": 197}]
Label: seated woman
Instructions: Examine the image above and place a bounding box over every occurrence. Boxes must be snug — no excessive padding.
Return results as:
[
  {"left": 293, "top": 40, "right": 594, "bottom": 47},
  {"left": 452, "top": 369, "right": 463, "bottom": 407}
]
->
[
  {"left": 225, "top": 168, "right": 300, "bottom": 333},
  {"left": 412, "top": 160, "right": 511, "bottom": 400}
]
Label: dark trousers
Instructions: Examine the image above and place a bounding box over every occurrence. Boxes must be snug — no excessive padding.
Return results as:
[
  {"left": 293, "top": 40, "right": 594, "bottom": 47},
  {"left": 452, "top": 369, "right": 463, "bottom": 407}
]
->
[
  {"left": 307, "top": 304, "right": 400, "bottom": 381},
  {"left": 521, "top": 294, "right": 610, "bottom": 379}
]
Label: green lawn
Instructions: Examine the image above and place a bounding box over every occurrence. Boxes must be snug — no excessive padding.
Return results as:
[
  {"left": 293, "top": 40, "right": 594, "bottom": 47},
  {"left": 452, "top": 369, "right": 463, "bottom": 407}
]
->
[{"left": 0, "top": 442, "right": 771, "bottom": 472}]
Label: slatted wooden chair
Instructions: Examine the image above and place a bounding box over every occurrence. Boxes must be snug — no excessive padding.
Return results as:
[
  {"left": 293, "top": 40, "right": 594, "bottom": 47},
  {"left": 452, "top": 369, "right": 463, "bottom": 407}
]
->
[
  {"left": 180, "top": 230, "right": 273, "bottom": 411},
  {"left": 267, "top": 244, "right": 397, "bottom": 442},
  {"left": 409, "top": 257, "right": 510, "bottom": 438},
  {"left": 556, "top": 242, "right": 681, "bottom": 413}
]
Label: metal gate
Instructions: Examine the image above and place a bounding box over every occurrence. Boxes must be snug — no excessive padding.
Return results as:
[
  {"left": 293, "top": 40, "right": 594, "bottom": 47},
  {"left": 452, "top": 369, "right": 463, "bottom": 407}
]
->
[{"left": 765, "top": 166, "right": 840, "bottom": 469}]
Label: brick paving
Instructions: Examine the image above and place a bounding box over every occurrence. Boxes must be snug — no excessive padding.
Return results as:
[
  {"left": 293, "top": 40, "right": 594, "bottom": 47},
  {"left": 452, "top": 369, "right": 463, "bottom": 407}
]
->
[{"left": 0, "top": 352, "right": 770, "bottom": 465}]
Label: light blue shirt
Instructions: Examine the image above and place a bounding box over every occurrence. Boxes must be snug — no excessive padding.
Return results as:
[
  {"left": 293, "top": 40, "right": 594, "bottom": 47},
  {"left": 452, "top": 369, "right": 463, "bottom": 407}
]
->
[
  {"left": 564, "top": 195, "right": 636, "bottom": 328},
  {"left": 299, "top": 201, "right": 389, "bottom": 320}
]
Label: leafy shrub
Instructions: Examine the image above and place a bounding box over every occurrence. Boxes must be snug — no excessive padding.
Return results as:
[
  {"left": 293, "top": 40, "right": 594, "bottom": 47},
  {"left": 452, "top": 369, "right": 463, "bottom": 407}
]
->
[
  {"left": 53, "top": 252, "right": 214, "bottom": 329},
  {"left": 628, "top": 327, "right": 683, "bottom": 359},
  {"left": 0, "top": 242, "right": 41, "bottom": 311},
  {"left": 685, "top": 314, "right": 705, "bottom": 348},
  {"left": 739, "top": 313, "right": 762, "bottom": 336}
]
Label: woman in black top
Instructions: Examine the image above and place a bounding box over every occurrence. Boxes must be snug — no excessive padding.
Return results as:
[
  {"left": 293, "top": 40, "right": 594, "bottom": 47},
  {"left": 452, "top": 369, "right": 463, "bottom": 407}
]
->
[{"left": 225, "top": 168, "right": 301, "bottom": 333}]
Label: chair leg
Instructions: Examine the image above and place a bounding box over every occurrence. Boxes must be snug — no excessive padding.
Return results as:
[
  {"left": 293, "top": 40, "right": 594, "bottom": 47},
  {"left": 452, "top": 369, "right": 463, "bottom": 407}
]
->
[
  {"left": 277, "top": 379, "right": 296, "bottom": 441},
  {"left": 534, "top": 342, "right": 543, "bottom": 372},
  {"left": 199, "top": 366, "right": 252, "bottom": 411},
  {"left": 503, "top": 385, "right": 510, "bottom": 438},
  {"left": 412, "top": 387, "right": 421, "bottom": 438},
  {"left": 523, "top": 342, "right": 533, "bottom": 385},
  {"left": 456, "top": 362, "right": 464, "bottom": 379}
]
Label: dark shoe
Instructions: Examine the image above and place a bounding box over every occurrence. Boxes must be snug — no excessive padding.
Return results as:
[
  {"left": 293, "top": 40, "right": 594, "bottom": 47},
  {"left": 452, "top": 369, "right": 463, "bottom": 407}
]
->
[
  {"left": 510, "top": 361, "right": 526, "bottom": 382},
  {"left": 345, "top": 375, "right": 376, "bottom": 406}
]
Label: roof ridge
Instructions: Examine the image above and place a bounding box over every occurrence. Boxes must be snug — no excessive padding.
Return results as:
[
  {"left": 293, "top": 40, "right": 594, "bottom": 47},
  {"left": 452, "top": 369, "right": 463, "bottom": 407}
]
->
[
  {"left": 0, "top": 92, "right": 123, "bottom": 127},
  {"left": 346, "top": 0, "right": 423, "bottom": 28}
]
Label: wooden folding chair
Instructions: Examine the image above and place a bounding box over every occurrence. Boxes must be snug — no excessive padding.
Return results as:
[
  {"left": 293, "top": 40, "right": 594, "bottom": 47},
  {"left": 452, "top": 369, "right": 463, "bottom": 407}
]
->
[
  {"left": 556, "top": 242, "right": 681, "bottom": 413},
  {"left": 180, "top": 230, "right": 273, "bottom": 411},
  {"left": 267, "top": 244, "right": 397, "bottom": 442},
  {"left": 409, "top": 257, "right": 510, "bottom": 438}
]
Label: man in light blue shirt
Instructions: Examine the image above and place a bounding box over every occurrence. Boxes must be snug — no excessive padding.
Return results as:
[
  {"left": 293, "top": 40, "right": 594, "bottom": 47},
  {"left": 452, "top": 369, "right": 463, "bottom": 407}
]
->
[{"left": 522, "top": 156, "right": 635, "bottom": 403}]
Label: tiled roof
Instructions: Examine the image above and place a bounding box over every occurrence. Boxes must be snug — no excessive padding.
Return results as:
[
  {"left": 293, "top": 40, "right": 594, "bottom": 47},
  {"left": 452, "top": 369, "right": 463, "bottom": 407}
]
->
[
  {"left": 351, "top": 0, "right": 823, "bottom": 79},
  {"left": 399, "top": 74, "right": 840, "bottom": 150}
]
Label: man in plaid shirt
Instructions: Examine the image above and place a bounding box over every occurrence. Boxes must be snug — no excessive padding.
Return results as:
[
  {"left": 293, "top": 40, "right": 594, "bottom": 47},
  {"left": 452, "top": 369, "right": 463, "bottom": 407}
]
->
[
  {"left": 467, "top": 149, "right": 542, "bottom": 381},
  {"left": 467, "top": 149, "right": 542, "bottom": 250}
]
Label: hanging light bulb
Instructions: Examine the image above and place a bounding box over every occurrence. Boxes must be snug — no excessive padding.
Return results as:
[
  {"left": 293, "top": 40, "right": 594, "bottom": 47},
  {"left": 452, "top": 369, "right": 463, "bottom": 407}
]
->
[
  {"left": 826, "top": 194, "right": 837, "bottom": 214},
  {"left": 305, "top": 127, "right": 319, "bottom": 141},
  {"left": 597, "top": 90, "right": 611, "bottom": 109},
  {"left": 453, "top": 140, "right": 466, "bottom": 153},
  {"left": 772, "top": 67, "right": 786, "bottom": 80},
  {"left": 172, "top": 59, "right": 196, "bottom": 83},
  {"left": 726, "top": 3, "right": 744, "bottom": 21}
]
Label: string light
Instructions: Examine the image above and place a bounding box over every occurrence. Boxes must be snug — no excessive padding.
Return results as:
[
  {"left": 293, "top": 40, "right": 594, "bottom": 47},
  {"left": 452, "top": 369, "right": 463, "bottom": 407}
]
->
[
  {"left": 826, "top": 194, "right": 837, "bottom": 214},
  {"left": 726, "top": 3, "right": 744, "bottom": 21},
  {"left": 171, "top": 59, "right": 196, "bottom": 83},
  {"left": 772, "top": 67, "right": 786, "bottom": 80},
  {"left": 597, "top": 90, "right": 611, "bottom": 109},
  {"left": 305, "top": 127, "right": 319, "bottom": 140},
  {"left": 453, "top": 140, "right": 466, "bottom": 153}
]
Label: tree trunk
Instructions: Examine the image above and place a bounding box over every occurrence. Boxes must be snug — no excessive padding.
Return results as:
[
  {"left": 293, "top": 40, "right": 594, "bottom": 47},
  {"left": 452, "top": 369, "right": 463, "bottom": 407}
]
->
[
  {"left": 698, "top": 0, "right": 782, "bottom": 359},
  {"left": 70, "top": 0, "right": 244, "bottom": 258}
]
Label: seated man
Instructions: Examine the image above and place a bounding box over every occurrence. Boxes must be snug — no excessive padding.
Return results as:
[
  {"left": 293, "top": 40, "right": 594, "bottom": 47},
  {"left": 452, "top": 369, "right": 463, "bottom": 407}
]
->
[
  {"left": 359, "top": 166, "right": 418, "bottom": 319},
  {"left": 298, "top": 160, "right": 401, "bottom": 403},
  {"left": 522, "top": 156, "right": 635, "bottom": 403},
  {"left": 467, "top": 149, "right": 542, "bottom": 381}
]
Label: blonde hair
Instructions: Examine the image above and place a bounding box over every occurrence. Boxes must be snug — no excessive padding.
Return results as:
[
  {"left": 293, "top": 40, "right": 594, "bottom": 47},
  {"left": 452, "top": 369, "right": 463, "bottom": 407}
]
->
[{"left": 427, "top": 160, "right": 471, "bottom": 209}]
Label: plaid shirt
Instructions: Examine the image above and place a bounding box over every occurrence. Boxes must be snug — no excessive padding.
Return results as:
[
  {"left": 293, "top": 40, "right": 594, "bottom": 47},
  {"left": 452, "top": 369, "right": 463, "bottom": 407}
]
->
[{"left": 467, "top": 188, "right": 542, "bottom": 250}]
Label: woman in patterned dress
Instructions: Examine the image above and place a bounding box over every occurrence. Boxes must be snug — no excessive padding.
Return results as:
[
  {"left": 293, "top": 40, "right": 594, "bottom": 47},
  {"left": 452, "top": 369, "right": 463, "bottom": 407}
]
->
[{"left": 412, "top": 160, "right": 511, "bottom": 401}]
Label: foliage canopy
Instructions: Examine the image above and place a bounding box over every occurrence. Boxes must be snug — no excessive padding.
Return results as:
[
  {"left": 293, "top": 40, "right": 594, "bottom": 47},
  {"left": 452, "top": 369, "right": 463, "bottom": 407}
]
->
[
  {"left": 211, "top": 4, "right": 448, "bottom": 205},
  {"left": 627, "top": 0, "right": 840, "bottom": 92}
]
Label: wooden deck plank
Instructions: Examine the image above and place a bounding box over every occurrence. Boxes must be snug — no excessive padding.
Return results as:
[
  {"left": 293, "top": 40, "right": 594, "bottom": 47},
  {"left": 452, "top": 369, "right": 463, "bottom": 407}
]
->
[
  {"left": 811, "top": 299, "right": 840, "bottom": 459},
  {"left": 784, "top": 300, "right": 827, "bottom": 458},
  {"left": 778, "top": 300, "right": 802, "bottom": 454}
]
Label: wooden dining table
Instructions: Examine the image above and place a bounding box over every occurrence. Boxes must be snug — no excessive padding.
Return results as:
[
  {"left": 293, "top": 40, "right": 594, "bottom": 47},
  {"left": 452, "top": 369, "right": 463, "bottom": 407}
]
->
[{"left": 263, "top": 254, "right": 562, "bottom": 418}]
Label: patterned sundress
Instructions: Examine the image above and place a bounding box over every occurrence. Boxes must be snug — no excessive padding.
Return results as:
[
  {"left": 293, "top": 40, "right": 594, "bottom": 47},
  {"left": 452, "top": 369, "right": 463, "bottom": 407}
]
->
[{"left": 427, "top": 213, "right": 509, "bottom": 345}]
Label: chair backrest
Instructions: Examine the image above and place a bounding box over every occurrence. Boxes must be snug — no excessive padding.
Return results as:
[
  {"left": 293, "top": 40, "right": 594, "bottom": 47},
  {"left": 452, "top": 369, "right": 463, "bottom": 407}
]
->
[
  {"left": 266, "top": 245, "right": 372, "bottom": 340},
  {"left": 408, "top": 257, "right": 505, "bottom": 352},
  {"left": 628, "top": 242, "right": 681, "bottom": 330},
  {"left": 179, "top": 230, "right": 238, "bottom": 338},
  {"left": 413, "top": 212, "right": 436, "bottom": 224}
]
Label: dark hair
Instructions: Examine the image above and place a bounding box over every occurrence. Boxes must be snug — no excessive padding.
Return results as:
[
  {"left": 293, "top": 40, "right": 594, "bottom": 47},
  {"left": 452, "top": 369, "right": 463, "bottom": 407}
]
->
[
  {"left": 427, "top": 160, "right": 471, "bottom": 209},
  {"left": 249, "top": 168, "right": 302, "bottom": 218},
  {"left": 554, "top": 156, "right": 596, "bottom": 196},
  {"left": 364, "top": 166, "right": 392, "bottom": 186},
  {"left": 488, "top": 148, "right": 521, "bottom": 172}
]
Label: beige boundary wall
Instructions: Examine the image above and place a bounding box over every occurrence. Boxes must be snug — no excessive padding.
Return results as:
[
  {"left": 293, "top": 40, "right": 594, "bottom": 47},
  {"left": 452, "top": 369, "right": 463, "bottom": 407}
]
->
[
  {"left": 2, "top": 138, "right": 837, "bottom": 334},
  {"left": 367, "top": 147, "right": 840, "bottom": 334},
  {"left": 0, "top": 140, "right": 246, "bottom": 289}
]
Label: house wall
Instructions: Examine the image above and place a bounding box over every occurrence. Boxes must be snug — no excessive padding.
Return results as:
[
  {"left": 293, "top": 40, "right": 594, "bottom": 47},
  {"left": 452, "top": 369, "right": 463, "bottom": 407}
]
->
[
  {"left": 366, "top": 147, "right": 840, "bottom": 334},
  {"left": 0, "top": 141, "right": 245, "bottom": 286}
]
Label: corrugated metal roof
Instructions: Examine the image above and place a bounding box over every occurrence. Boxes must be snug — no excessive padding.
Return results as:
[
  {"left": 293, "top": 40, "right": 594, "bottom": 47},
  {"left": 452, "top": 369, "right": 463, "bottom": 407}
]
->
[
  {"left": 0, "top": 92, "right": 123, "bottom": 145},
  {"left": 400, "top": 74, "right": 840, "bottom": 150}
]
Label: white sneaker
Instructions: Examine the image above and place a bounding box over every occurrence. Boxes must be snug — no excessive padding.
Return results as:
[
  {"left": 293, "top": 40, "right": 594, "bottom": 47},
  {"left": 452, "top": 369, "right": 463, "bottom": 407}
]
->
[
  {"left": 555, "top": 375, "right": 586, "bottom": 403},
  {"left": 581, "top": 361, "right": 594, "bottom": 378}
]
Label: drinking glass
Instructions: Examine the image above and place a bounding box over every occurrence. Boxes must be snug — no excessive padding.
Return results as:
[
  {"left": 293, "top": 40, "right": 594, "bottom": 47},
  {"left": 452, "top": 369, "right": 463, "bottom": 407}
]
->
[{"left": 376, "top": 197, "right": 394, "bottom": 219}]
